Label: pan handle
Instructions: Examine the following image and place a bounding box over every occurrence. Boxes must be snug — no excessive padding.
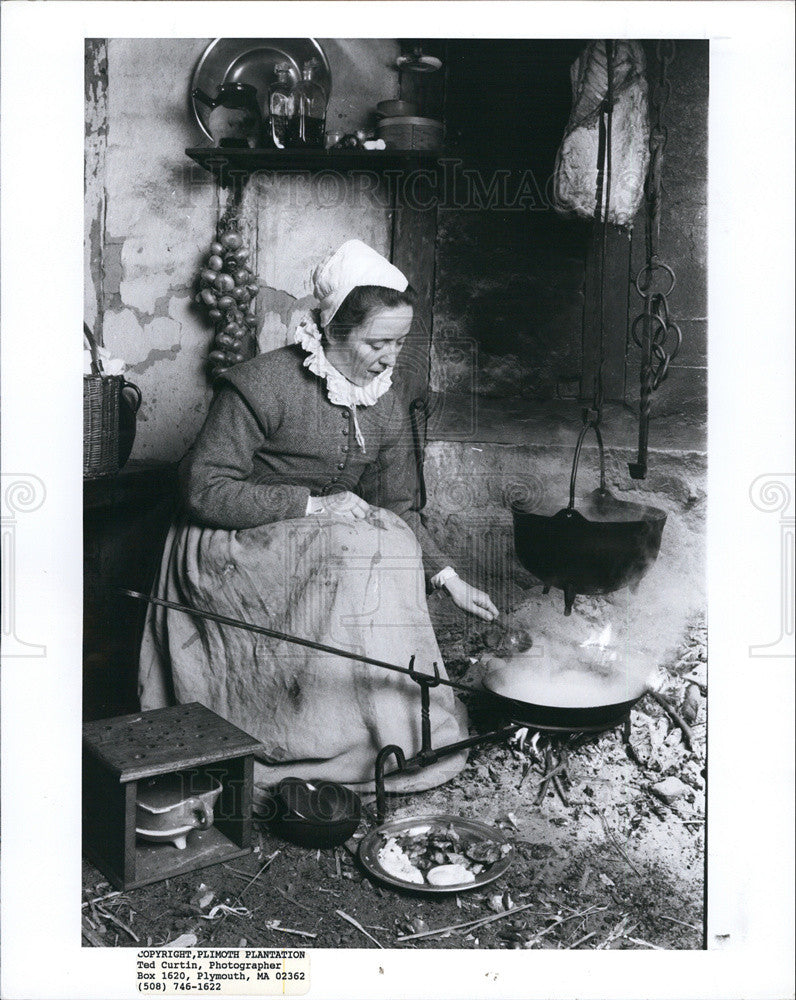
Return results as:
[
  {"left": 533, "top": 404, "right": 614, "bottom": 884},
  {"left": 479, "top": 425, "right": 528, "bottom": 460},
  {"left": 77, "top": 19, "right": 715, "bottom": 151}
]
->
[{"left": 568, "top": 420, "right": 606, "bottom": 510}]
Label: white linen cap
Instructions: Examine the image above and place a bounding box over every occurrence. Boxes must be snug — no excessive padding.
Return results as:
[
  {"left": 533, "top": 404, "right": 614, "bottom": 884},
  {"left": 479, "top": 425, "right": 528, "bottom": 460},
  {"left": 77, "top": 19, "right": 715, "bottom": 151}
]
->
[{"left": 312, "top": 239, "right": 409, "bottom": 329}]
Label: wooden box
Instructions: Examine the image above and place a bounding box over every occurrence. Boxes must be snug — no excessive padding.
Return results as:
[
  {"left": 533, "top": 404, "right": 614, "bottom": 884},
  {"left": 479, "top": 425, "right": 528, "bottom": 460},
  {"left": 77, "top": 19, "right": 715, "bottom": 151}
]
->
[{"left": 82, "top": 702, "right": 263, "bottom": 890}]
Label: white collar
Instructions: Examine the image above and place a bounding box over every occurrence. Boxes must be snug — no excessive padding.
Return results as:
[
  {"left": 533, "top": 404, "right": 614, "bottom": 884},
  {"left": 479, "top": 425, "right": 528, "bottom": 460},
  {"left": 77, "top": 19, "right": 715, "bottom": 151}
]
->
[
  {"left": 294, "top": 315, "right": 393, "bottom": 407},
  {"left": 294, "top": 315, "right": 393, "bottom": 450}
]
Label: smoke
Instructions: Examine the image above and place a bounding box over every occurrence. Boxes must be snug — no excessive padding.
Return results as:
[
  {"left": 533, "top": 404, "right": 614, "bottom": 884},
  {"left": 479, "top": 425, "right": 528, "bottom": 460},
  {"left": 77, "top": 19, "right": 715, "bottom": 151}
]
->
[{"left": 482, "top": 500, "right": 706, "bottom": 707}]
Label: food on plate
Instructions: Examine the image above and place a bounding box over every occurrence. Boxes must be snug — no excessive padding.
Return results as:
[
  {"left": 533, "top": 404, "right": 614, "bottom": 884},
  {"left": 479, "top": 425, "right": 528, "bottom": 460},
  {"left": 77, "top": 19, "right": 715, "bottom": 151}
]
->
[
  {"left": 404, "top": 825, "right": 431, "bottom": 837},
  {"left": 427, "top": 864, "right": 476, "bottom": 886},
  {"left": 377, "top": 838, "right": 424, "bottom": 885},
  {"left": 465, "top": 840, "right": 505, "bottom": 864},
  {"left": 374, "top": 822, "right": 510, "bottom": 887}
]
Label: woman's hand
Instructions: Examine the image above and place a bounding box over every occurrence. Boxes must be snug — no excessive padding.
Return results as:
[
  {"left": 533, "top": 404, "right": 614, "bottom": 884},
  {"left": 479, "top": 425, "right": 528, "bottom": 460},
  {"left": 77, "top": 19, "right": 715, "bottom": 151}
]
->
[
  {"left": 309, "top": 491, "right": 371, "bottom": 520},
  {"left": 443, "top": 576, "right": 500, "bottom": 622}
]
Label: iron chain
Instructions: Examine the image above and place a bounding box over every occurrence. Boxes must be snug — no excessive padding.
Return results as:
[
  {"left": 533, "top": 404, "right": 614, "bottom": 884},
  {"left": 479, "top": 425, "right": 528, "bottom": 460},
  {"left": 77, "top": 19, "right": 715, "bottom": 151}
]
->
[{"left": 632, "top": 41, "right": 680, "bottom": 389}]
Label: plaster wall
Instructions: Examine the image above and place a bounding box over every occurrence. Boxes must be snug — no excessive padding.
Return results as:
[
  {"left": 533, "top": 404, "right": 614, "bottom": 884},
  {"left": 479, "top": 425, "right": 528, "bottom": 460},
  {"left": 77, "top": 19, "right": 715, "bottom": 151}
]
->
[{"left": 85, "top": 37, "right": 400, "bottom": 463}]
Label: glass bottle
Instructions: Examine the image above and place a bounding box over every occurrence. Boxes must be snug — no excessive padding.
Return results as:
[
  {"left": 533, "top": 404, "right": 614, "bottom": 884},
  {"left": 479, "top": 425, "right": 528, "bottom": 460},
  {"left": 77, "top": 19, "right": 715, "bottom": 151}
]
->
[
  {"left": 295, "top": 59, "right": 328, "bottom": 147},
  {"left": 268, "top": 63, "right": 298, "bottom": 149}
]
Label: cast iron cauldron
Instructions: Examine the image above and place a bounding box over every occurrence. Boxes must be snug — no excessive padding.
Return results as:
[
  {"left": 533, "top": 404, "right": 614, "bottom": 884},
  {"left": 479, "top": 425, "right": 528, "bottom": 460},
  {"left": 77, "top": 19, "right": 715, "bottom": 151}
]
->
[{"left": 512, "top": 423, "right": 666, "bottom": 614}]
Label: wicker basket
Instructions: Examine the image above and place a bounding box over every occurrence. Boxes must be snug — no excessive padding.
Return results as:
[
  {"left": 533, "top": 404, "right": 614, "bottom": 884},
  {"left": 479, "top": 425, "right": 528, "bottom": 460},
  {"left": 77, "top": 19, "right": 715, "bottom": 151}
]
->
[{"left": 83, "top": 323, "right": 124, "bottom": 479}]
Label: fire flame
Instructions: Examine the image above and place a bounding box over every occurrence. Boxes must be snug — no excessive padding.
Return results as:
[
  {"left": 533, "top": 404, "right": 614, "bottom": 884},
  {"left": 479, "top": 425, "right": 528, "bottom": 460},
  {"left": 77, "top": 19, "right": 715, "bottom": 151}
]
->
[
  {"left": 580, "top": 623, "right": 615, "bottom": 655},
  {"left": 578, "top": 623, "right": 618, "bottom": 674}
]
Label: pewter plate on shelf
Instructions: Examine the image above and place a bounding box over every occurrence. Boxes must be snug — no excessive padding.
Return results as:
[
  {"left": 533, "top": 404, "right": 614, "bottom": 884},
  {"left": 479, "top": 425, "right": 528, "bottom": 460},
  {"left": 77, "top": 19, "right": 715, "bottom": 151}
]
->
[{"left": 190, "top": 38, "right": 332, "bottom": 142}]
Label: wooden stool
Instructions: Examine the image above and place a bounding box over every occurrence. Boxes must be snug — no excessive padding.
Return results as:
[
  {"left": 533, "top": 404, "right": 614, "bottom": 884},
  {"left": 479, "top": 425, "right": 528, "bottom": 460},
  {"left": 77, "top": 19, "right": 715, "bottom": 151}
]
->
[{"left": 82, "top": 702, "right": 262, "bottom": 889}]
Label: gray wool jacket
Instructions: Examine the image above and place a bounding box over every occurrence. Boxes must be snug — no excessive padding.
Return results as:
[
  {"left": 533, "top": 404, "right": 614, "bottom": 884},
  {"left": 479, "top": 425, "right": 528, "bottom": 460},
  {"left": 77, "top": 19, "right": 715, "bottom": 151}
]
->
[{"left": 179, "top": 344, "right": 452, "bottom": 580}]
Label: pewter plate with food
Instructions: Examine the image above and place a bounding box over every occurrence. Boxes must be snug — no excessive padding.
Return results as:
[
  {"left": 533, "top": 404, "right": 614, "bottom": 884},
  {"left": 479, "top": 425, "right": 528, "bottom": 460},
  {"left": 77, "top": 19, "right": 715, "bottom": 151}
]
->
[{"left": 358, "top": 814, "right": 513, "bottom": 894}]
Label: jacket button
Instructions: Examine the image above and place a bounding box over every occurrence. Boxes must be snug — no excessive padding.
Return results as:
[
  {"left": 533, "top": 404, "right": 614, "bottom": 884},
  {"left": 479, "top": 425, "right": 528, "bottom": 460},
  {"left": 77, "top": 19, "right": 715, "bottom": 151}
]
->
[
  {"left": 342, "top": 426, "right": 349, "bottom": 435},
  {"left": 341, "top": 445, "right": 349, "bottom": 453},
  {"left": 337, "top": 462, "right": 345, "bottom": 470},
  {"left": 341, "top": 409, "right": 350, "bottom": 418}
]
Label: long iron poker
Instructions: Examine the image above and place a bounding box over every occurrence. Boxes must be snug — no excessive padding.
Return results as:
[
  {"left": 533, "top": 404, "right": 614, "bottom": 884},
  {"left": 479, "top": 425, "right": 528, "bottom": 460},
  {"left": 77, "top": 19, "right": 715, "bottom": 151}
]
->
[
  {"left": 120, "top": 588, "right": 475, "bottom": 695},
  {"left": 121, "top": 589, "right": 691, "bottom": 743}
]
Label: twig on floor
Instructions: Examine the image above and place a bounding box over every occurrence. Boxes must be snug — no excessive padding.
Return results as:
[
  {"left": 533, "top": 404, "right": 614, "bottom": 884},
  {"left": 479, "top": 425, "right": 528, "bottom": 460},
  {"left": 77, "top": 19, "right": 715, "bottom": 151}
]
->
[
  {"left": 96, "top": 906, "right": 140, "bottom": 943},
  {"left": 201, "top": 903, "right": 251, "bottom": 921},
  {"left": 336, "top": 910, "right": 383, "bottom": 949},
  {"left": 659, "top": 914, "right": 701, "bottom": 931},
  {"left": 552, "top": 773, "right": 570, "bottom": 807},
  {"left": 81, "top": 920, "right": 106, "bottom": 947},
  {"left": 568, "top": 930, "right": 597, "bottom": 948},
  {"left": 81, "top": 890, "right": 123, "bottom": 909},
  {"left": 596, "top": 915, "right": 632, "bottom": 950},
  {"left": 535, "top": 748, "right": 555, "bottom": 804},
  {"left": 596, "top": 811, "right": 643, "bottom": 878},
  {"left": 223, "top": 864, "right": 259, "bottom": 878},
  {"left": 223, "top": 869, "right": 257, "bottom": 883},
  {"left": 624, "top": 935, "right": 664, "bottom": 950},
  {"left": 395, "top": 902, "right": 537, "bottom": 942},
  {"left": 264, "top": 920, "right": 317, "bottom": 940},
  {"left": 273, "top": 886, "right": 315, "bottom": 914},
  {"left": 238, "top": 851, "right": 280, "bottom": 896},
  {"left": 334, "top": 848, "right": 342, "bottom": 879},
  {"left": 647, "top": 690, "right": 694, "bottom": 751},
  {"left": 522, "top": 906, "right": 605, "bottom": 949}
]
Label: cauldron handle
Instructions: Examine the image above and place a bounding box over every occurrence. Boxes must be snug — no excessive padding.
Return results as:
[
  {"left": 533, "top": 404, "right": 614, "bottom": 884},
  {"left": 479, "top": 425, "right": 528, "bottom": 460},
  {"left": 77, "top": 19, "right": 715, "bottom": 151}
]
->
[{"left": 568, "top": 421, "right": 606, "bottom": 510}]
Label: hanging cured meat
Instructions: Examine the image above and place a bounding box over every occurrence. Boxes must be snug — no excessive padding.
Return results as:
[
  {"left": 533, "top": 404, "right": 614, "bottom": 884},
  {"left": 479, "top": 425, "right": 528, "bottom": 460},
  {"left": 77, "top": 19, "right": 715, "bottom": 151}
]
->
[{"left": 553, "top": 40, "right": 650, "bottom": 227}]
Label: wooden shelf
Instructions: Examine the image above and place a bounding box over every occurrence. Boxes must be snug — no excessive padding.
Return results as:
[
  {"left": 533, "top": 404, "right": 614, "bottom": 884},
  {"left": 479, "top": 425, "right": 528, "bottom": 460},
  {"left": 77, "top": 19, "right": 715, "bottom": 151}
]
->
[{"left": 186, "top": 146, "right": 442, "bottom": 184}]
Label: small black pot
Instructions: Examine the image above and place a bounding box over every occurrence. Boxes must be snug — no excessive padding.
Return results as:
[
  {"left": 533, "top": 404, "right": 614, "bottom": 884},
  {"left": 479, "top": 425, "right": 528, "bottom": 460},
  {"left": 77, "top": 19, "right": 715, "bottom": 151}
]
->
[{"left": 270, "top": 778, "right": 361, "bottom": 849}]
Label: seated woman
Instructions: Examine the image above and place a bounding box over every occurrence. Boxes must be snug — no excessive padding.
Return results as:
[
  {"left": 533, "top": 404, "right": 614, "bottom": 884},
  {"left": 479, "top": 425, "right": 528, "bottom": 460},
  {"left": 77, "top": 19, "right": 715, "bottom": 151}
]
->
[{"left": 139, "top": 239, "right": 498, "bottom": 797}]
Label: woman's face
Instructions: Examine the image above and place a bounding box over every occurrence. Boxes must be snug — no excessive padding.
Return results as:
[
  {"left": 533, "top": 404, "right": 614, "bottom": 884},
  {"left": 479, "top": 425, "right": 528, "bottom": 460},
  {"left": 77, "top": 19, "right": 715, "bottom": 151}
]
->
[{"left": 325, "top": 303, "right": 413, "bottom": 386}]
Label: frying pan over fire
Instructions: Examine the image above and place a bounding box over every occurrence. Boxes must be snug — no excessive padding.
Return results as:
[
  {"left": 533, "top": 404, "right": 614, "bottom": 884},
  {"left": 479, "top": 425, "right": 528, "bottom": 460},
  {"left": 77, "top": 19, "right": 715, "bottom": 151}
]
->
[
  {"left": 479, "top": 673, "right": 648, "bottom": 732},
  {"left": 122, "top": 591, "right": 651, "bottom": 735}
]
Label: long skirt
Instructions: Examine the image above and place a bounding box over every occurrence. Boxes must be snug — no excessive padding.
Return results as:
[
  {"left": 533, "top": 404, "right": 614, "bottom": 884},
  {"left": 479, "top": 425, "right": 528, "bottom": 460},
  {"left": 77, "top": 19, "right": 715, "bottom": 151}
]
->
[{"left": 138, "top": 508, "right": 469, "bottom": 801}]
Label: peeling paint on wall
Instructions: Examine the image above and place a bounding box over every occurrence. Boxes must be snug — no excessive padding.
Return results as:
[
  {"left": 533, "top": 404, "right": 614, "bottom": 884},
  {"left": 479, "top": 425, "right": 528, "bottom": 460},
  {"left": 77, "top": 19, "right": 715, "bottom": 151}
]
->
[
  {"left": 84, "top": 39, "right": 108, "bottom": 337},
  {"left": 128, "top": 345, "right": 182, "bottom": 375},
  {"left": 85, "top": 38, "right": 400, "bottom": 463}
]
